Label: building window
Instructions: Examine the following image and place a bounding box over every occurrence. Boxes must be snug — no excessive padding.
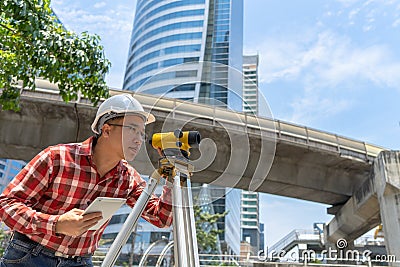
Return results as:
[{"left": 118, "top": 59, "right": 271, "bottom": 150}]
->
[
  {"left": 131, "top": 32, "right": 203, "bottom": 60},
  {"left": 134, "top": 0, "right": 205, "bottom": 35},
  {"left": 126, "top": 44, "right": 201, "bottom": 75},
  {"left": 243, "top": 201, "right": 257, "bottom": 205},
  {"left": 150, "top": 232, "right": 169, "bottom": 243},
  {"left": 243, "top": 207, "right": 257, "bottom": 212},
  {"left": 131, "top": 20, "right": 204, "bottom": 52},
  {"left": 132, "top": 9, "right": 204, "bottom": 41},
  {"left": 243, "top": 214, "right": 257, "bottom": 219},
  {"left": 243, "top": 221, "right": 257, "bottom": 226},
  {"left": 108, "top": 214, "right": 128, "bottom": 225},
  {"left": 243, "top": 194, "right": 257, "bottom": 199}
]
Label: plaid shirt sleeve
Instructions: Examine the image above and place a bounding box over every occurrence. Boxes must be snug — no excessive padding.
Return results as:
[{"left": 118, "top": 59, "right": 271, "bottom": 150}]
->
[
  {"left": 0, "top": 147, "right": 60, "bottom": 236},
  {"left": 126, "top": 170, "right": 173, "bottom": 228}
]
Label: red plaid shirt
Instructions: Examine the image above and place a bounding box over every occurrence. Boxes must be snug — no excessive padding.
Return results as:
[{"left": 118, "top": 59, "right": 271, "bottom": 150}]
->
[{"left": 0, "top": 137, "right": 173, "bottom": 256}]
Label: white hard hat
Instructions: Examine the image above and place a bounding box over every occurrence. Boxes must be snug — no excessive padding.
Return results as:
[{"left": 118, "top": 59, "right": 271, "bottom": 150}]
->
[{"left": 91, "top": 94, "right": 155, "bottom": 135}]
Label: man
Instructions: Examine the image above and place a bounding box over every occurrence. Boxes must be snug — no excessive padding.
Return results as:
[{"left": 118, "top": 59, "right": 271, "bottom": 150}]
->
[{"left": 0, "top": 94, "right": 173, "bottom": 266}]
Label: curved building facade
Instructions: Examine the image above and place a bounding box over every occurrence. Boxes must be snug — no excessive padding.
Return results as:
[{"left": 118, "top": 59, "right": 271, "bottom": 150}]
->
[
  {"left": 123, "top": 0, "right": 206, "bottom": 101},
  {"left": 118, "top": 0, "right": 243, "bottom": 258},
  {"left": 123, "top": 0, "right": 243, "bottom": 110}
]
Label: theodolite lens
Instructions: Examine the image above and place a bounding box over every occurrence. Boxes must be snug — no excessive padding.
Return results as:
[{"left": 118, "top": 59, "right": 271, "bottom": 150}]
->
[{"left": 187, "top": 131, "right": 201, "bottom": 147}]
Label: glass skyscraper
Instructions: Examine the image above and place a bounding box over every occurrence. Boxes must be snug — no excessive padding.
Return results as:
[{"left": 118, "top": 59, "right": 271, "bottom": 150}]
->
[
  {"left": 123, "top": 0, "right": 243, "bottom": 110},
  {"left": 118, "top": 0, "right": 244, "bottom": 258},
  {"left": 0, "top": 159, "right": 26, "bottom": 194}
]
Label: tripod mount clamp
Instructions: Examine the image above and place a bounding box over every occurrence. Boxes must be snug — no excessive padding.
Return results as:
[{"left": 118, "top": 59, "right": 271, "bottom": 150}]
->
[{"left": 158, "top": 156, "right": 194, "bottom": 178}]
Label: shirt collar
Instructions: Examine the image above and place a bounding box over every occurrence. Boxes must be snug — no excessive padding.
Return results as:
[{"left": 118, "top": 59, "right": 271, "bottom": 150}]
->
[
  {"left": 78, "top": 136, "right": 95, "bottom": 156},
  {"left": 80, "top": 136, "right": 129, "bottom": 174}
]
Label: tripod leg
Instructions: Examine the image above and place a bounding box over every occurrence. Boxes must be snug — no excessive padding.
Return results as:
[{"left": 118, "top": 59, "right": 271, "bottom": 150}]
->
[
  {"left": 172, "top": 171, "right": 200, "bottom": 267},
  {"left": 182, "top": 176, "right": 200, "bottom": 266},
  {"left": 101, "top": 177, "right": 159, "bottom": 267},
  {"left": 172, "top": 171, "right": 189, "bottom": 267}
]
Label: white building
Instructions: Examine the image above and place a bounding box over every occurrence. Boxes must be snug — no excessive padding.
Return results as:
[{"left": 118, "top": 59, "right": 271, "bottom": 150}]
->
[
  {"left": 240, "top": 55, "right": 263, "bottom": 254},
  {"left": 242, "top": 55, "right": 259, "bottom": 116}
]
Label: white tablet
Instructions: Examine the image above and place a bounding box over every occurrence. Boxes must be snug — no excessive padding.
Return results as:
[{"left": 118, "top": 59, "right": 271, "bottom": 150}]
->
[{"left": 83, "top": 197, "right": 126, "bottom": 230}]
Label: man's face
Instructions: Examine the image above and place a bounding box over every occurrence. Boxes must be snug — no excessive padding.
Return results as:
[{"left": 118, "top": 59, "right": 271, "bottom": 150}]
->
[
  {"left": 121, "top": 115, "right": 146, "bottom": 161},
  {"left": 107, "top": 115, "right": 146, "bottom": 161}
]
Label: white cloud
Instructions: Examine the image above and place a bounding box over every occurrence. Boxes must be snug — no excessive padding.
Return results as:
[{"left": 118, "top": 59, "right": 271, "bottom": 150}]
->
[
  {"left": 51, "top": 2, "right": 135, "bottom": 37},
  {"left": 94, "top": 2, "right": 106, "bottom": 9},
  {"left": 348, "top": 7, "right": 360, "bottom": 20},
  {"left": 334, "top": 0, "right": 400, "bottom": 32},
  {"left": 335, "top": 0, "right": 362, "bottom": 6},
  {"left": 254, "top": 31, "right": 400, "bottom": 90},
  {"left": 318, "top": 42, "right": 400, "bottom": 89},
  {"left": 362, "top": 25, "right": 373, "bottom": 31},
  {"left": 250, "top": 29, "right": 400, "bottom": 124},
  {"left": 289, "top": 90, "right": 351, "bottom": 125},
  {"left": 362, "top": 0, "right": 375, "bottom": 7},
  {"left": 393, "top": 18, "right": 400, "bottom": 27}
]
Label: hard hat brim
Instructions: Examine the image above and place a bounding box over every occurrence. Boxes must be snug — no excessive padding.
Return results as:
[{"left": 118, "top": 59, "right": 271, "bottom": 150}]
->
[
  {"left": 91, "top": 93, "right": 155, "bottom": 135},
  {"left": 91, "top": 110, "right": 155, "bottom": 135}
]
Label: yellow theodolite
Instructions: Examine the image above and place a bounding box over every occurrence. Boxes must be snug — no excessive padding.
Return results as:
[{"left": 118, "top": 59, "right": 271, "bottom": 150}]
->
[
  {"left": 149, "top": 129, "right": 200, "bottom": 177},
  {"left": 149, "top": 129, "right": 201, "bottom": 159}
]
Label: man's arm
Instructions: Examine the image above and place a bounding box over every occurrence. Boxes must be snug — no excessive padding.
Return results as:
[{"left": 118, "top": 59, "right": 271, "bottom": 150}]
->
[
  {"left": 126, "top": 170, "right": 173, "bottom": 228},
  {"left": 0, "top": 148, "right": 60, "bottom": 236},
  {"left": 0, "top": 147, "right": 103, "bottom": 237}
]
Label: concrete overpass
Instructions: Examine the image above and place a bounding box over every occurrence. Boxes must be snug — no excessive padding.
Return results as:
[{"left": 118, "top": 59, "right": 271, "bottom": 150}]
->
[{"left": 0, "top": 80, "right": 399, "bottom": 265}]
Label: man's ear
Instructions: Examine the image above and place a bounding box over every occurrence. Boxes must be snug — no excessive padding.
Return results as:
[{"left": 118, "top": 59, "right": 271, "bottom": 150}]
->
[{"left": 101, "top": 124, "right": 111, "bottom": 137}]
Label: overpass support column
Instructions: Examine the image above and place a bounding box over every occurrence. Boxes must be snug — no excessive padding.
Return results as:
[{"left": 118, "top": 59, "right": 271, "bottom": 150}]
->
[{"left": 374, "top": 151, "right": 400, "bottom": 266}]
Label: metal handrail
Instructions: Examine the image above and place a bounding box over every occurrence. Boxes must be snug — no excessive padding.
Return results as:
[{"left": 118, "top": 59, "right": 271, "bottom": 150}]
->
[
  {"left": 269, "top": 230, "right": 322, "bottom": 253},
  {"left": 138, "top": 237, "right": 169, "bottom": 267},
  {"left": 155, "top": 241, "right": 174, "bottom": 267}
]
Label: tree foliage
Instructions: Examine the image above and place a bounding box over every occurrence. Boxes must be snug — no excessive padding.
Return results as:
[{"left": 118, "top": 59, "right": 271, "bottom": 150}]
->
[
  {"left": 0, "top": 0, "right": 111, "bottom": 110},
  {"left": 0, "top": 224, "right": 11, "bottom": 256},
  {"left": 194, "top": 205, "right": 228, "bottom": 254}
]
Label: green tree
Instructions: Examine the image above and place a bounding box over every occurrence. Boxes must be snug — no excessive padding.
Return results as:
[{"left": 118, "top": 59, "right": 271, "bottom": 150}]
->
[
  {"left": 0, "top": 0, "right": 111, "bottom": 111},
  {"left": 194, "top": 205, "right": 228, "bottom": 254},
  {"left": 0, "top": 224, "right": 11, "bottom": 256}
]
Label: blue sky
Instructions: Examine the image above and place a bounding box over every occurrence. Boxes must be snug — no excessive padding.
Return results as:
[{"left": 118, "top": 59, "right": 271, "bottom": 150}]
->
[
  {"left": 51, "top": 0, "right": 400, "bottom": 247},
  {"left": 245, "top": 0, "right": 400, "bottom": 151},
  {"left": 242, "top": 0, "right": 400, "bottom": 246}
]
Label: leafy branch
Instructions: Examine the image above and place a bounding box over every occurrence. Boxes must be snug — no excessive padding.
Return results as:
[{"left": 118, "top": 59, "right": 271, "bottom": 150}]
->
[
  {"left": 0, "top": 0, "right": 111, "bottom": 111},
  {"left": 194, "top": 204, "right": 228, "bottom": 254}
]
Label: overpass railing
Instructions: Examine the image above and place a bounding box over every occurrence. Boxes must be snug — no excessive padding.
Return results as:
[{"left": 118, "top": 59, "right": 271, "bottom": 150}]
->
[
  {"left": 17, "top": 81, "right": 385, "bottom": 164},
  {"left": 268, "top": 230, "right": 322, "bottom": 255}
]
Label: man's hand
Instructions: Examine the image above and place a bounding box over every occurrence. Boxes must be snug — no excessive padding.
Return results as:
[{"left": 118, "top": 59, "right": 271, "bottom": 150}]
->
[
  {"left": 154, "top": 148, "right": 175, "bottom": 181},
  {"left": 55, "top": 208, "right": 102, "bottom": 237}
]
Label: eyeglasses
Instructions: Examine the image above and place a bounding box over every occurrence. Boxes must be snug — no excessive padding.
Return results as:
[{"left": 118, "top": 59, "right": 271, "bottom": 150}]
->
[{"left": 107, "top": 123, "right": 147, "bottom": 141}]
